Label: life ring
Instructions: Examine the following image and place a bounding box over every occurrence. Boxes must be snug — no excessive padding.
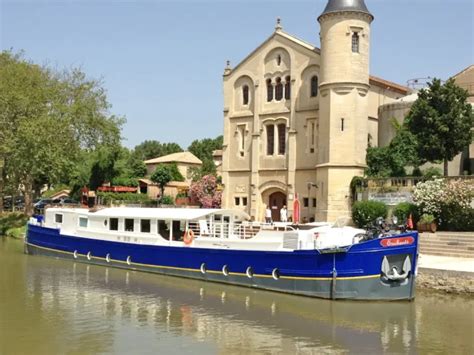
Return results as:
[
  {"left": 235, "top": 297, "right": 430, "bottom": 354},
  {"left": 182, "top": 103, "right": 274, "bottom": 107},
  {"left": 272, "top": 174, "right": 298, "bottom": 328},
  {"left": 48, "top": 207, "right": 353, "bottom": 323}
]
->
[{"left": 183, "top": 229, "right": 194, "bottom": 245}]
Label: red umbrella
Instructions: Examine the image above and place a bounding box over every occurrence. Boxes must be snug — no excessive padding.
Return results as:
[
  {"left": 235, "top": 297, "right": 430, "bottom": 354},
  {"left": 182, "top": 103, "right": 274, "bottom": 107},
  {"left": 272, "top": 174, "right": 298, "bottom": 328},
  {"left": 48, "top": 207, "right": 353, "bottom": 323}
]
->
[{"left": 293, "top": 193, "right": 300, "bottom": 223}]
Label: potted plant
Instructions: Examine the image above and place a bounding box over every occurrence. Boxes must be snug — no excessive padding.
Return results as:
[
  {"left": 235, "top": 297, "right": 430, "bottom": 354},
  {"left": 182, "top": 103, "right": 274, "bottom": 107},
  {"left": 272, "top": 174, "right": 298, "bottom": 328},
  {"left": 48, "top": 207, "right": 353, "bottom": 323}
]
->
[
  {"left": 417, "top": 214, "right": 437, "bottom": 233},
  {"left": 175, "top": 192, "right": 190, "bottom": 206}
]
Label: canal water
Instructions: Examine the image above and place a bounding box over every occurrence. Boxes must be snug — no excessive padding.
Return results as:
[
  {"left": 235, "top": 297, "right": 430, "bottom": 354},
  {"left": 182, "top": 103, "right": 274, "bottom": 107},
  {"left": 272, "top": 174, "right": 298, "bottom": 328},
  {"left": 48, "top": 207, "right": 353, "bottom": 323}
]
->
[{"left": 0, "top": 238, "right": 472, "bottom": 354}]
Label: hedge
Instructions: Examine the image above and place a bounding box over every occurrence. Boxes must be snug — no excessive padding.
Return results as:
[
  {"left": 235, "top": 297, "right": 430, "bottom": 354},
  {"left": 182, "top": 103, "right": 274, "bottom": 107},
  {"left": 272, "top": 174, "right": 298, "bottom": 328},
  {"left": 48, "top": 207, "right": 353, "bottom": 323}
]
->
[{"left": 352, "top": 200, "right": 388, "bottom": 228}]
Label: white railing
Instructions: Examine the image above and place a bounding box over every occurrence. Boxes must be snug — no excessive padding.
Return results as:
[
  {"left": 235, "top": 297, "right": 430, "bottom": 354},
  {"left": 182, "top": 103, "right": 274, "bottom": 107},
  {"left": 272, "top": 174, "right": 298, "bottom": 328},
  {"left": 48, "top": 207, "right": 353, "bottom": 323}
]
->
[{"left": 188, "top": 220, "right": 295, "bottom": 239}]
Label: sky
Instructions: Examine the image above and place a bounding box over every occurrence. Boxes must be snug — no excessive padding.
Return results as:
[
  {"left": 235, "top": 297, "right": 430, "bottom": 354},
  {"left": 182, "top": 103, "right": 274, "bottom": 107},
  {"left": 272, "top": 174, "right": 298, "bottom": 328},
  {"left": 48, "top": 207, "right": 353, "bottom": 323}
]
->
[{"left": 1, "top": 0, "right": 473, "bottom": 149}]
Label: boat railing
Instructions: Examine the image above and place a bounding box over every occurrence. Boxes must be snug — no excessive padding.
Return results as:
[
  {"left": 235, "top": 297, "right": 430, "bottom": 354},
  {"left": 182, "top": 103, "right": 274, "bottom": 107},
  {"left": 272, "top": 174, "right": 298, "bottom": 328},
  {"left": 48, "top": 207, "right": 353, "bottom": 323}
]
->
[{"left": 187, "top": 220, "right": 296, "bottom": 240}]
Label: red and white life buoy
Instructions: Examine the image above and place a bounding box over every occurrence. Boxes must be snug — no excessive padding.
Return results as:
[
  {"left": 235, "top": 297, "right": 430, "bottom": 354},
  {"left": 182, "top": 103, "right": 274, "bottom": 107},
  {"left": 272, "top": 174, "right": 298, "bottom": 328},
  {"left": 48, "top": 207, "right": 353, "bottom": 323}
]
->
[{"left": 183, "top": 229, "right": 194, "bottom": 245}]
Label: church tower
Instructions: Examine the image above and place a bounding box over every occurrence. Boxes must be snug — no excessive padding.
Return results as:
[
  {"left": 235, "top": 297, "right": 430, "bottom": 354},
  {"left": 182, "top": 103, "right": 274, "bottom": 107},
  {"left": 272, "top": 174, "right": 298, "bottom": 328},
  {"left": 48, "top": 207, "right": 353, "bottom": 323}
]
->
[{"left": 316, "top": 0, "right": 374, "bottom": 221}]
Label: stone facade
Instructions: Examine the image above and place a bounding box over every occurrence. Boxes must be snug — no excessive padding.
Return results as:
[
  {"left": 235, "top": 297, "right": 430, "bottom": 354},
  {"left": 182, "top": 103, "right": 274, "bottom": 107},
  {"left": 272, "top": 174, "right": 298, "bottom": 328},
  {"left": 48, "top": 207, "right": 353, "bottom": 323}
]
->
[{"left": 221, "top": 1, "right": 410, "bottom": 222}]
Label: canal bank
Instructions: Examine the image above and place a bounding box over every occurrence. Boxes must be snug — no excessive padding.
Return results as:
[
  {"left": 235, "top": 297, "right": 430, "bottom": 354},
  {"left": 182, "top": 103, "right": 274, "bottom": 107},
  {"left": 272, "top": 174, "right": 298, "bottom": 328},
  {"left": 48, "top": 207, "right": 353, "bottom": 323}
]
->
[{"left": 417, "top": 254, "right": 474, "bottom": 294}]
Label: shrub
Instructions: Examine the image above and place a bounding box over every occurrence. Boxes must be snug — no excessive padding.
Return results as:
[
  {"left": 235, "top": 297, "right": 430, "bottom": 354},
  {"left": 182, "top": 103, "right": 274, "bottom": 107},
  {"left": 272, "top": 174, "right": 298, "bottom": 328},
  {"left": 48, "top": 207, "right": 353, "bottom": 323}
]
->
[
  {"left": 422, "top": 167, "right": 442, "bottom": 179},
  {"left": 97, "top": 192, "right": 150, "bottom": 205},
  {"left": 419, "top": 214, "right": 435, "bottom": 224},
  {"left": 439, "top": 204, "right": 474, "bottom": 231},
  {"left": 352, "top": 200, "right": 388, "bottom": 228},
  {"left": 413, "top": 178, "right": 474, "bottom": 230},
  {"left": 0, "top": 212, "right": 28, "bottom": 235},
  {"left": 393, "top": 202, "right": 419, "bottom": 224},
  {"left": 189, "top": 175, "right": 222, "bottom": 208},
  {"left": 159, "top": 195, "right": 175, "bottom": 205},
  {"left": 6, "top": 226, "right": 26, "bottom": 239}
]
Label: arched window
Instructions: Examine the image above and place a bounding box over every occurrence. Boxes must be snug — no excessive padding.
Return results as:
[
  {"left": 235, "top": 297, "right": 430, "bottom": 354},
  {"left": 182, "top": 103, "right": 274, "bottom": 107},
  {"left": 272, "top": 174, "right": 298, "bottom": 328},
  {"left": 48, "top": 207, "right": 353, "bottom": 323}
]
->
[
  {"left": 277, "top": 54, "right": 282, "bottom": 66},
  {"left": 284, "top": 76, "right": 291, "bottom": 100},
  {"left": 275, "top": 77, "right": 283, "bottom": 101},
  {"left": 242, "top": 85, "right": 249, "bottom": 105},
  {"left": 352, "top": 32, "right": 360, "bottom": 53},
  {"left": 278, "top": 124, "right": 286, "bottom": 155},
  {"left": 266, "top": 79, "right": 273, "bottom": 102},
  {"left": 266, "top": 125, "right": 274, "bottom": 155},
  {"left": 310, "top": 76, "right": 318, "bottom": 97}
]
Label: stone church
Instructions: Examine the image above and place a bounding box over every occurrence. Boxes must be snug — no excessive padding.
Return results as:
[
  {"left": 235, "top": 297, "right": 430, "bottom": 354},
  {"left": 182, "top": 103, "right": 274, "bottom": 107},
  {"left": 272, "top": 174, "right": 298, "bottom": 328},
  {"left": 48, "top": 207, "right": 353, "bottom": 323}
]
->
[{"left": 221, "top": 0, "right": 410, "bottom": 222}]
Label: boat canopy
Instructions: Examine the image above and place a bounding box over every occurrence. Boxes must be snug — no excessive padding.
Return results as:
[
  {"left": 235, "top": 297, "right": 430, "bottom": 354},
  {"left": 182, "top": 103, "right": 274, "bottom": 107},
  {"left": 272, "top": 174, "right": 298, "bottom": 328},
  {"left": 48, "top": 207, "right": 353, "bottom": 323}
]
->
[{"left": 45, "top": 207, "right": 251, "bottom": 222}]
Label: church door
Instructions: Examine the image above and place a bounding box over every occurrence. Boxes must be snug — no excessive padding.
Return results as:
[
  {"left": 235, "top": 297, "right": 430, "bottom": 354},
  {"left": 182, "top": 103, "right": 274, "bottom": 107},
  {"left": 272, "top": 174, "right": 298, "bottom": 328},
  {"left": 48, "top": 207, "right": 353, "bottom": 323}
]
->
[{"left": 269, "top": 192, "right": 286, "bottom": 222}]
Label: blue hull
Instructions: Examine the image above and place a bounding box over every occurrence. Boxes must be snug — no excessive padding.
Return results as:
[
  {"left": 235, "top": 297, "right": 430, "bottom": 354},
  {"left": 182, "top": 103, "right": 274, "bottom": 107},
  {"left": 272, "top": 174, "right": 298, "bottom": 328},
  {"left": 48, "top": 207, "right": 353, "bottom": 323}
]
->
[{"left": 25, "top": 224, "right": 418, "bottom": 300}]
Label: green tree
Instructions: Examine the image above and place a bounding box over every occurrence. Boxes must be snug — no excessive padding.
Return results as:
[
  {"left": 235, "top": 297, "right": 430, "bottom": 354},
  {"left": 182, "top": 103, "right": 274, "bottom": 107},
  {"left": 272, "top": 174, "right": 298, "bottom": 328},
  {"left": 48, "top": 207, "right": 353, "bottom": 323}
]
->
[
  {"left": 366, "top": 127, "right": 419, "bottom": 177},
  {"left": 188, "top": 136, "right": 222, "bottom": 179},
  {"left": 0, "top": 50, "right": 123, "bottom": 214},
  {"left": 150, "top": 165, "right": 172, "bottom": 202},
  {"left": 132, "top": 140, "right": 182, "bottom": 161},
  {"left": 188, "top": 136, "right": 223, "bottom": 162},
  {"left": 405, "top": 78, "right": 473, "bottom": 176}
]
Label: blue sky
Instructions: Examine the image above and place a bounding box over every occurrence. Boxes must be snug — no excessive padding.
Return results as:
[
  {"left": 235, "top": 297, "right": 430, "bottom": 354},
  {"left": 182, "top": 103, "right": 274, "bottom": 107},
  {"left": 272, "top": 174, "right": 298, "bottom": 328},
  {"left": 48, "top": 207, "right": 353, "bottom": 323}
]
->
[{"left": 1, "top": 0, "right": 473, "bottom": 149}]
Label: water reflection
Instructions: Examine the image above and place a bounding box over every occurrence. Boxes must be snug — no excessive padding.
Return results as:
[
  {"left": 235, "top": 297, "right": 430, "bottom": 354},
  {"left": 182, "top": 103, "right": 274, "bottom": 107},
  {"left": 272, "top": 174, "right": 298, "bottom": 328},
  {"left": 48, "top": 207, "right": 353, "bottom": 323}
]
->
[{"left": 1, "top": 238, "right": 473, "bottom": 354}]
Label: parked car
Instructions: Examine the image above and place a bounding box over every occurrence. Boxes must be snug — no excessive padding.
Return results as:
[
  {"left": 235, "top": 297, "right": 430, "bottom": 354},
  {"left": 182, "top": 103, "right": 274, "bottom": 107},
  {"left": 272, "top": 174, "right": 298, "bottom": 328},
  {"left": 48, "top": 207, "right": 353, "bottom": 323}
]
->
[{"left": 34, "top": 198, "right": 55, "bottom": 212}]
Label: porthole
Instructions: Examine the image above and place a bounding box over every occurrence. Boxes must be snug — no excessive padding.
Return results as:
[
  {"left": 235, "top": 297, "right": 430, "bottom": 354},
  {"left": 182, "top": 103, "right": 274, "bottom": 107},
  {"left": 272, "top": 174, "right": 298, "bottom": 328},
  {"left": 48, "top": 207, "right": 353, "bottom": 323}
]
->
[
  {"left": 246, "top": 266, "right": 254, "bottom": 278},
  {"left": 126, "top": 256, "right": 131, "bottom": 265},
  {"left": 200, "top": 263, "right": 207, "bottom": 274},
  {"left": 73, "top": 250, "right": 78, "bottom": 259},
  {"left": 272, "top": 268, "right": 280, "bottom": 280},
  {"left": 87, "top": 252, "right": 91, "bottom": 261},
  {"left": 106, "top": 253, "right": 111, "bottom": 263},
  {"left": 222, "top": 265, "right": 229, "bottom": 276}
]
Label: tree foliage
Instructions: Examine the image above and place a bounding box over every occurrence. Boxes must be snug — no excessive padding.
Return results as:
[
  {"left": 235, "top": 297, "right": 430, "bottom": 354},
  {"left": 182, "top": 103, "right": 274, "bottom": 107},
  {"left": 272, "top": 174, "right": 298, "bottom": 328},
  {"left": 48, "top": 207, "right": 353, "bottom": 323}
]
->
[
  {"left": 187, "top": 136, "right": 222, "bottom": 179},
  {"left": 366, "top": 127, "right": 419, "bottom": 177},
  {"left": 188, "top": 136, "right": 222, "bottom": 162},
  {"left": 132, "top": 140, "right": 183, "bottom": 161},
  {"left": 0, "top": 50, "right": 123, "bottom": 214},
  {"left": 150, "top": 164, "right": 184, "bottom": 201},
  {"left": 405, "top": 78, "right": 473, "bottom": 175}
]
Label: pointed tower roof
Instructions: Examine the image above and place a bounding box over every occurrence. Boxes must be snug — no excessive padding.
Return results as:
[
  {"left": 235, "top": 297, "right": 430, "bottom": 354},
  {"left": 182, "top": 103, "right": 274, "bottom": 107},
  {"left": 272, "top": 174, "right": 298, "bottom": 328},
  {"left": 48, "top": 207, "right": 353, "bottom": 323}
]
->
[{"left": 318, "top": 0, "right": 373, "bottom": 21}]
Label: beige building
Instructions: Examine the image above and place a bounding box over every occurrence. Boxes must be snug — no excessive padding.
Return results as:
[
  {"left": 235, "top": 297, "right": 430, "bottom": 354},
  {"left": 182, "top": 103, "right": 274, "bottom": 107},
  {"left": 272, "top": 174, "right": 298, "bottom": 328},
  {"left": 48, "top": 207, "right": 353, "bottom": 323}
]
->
[
  {"left": 141, "top": 151, "right": 202, "bottom": 200},
  {"left": 221, "top": 0, "right": 412, "bottom": 222}
]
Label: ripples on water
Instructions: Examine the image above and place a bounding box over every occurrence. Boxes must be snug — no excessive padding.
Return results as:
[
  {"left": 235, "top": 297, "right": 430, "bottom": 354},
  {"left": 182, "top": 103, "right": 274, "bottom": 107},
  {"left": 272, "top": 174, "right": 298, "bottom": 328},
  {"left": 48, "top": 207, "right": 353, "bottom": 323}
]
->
[{"left": 0, "top": 238, "right": 472, "bottom": 354}]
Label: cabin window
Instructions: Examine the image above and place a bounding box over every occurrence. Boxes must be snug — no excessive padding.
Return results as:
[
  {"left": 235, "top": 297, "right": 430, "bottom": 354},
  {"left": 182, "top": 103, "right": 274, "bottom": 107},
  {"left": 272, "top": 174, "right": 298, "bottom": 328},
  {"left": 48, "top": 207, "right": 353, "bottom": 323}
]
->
[
  {"left": 141, "top": 219, "right": 151, "bottom": 233},
  {"left": 55, "top": 214, "right": 63, "bottom": 224},
  {"left": 157, "top": 220, "right": 171, "bottom": 240},
  {"left": 79, "top": 217, "right": 88, "bottom": 228},
  {"left": 109, "top": 218, "right": 119, "bottom": 231},
  {"left": 172, "top": 220, "right": 186, "bottom": 242},
  {"left": 125, "top": 218, "right": 134, "bottom": 232}
]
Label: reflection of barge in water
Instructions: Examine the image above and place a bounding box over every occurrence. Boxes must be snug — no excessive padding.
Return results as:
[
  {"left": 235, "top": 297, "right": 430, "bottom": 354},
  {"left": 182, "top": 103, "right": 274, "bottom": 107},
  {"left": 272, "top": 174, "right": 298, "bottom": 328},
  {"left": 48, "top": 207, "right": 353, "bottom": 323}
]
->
[
  {"left": 26, "top": 207, "right": 418, "bottom": 300},
  {"left": 25, "top": 260, "right": 418, "bottom": 354}
]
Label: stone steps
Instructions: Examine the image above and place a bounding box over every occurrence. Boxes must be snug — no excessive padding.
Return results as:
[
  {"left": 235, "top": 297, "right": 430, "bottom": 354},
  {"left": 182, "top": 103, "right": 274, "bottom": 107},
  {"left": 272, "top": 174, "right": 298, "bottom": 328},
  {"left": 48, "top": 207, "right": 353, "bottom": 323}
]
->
[
  {"left": 418, "top": 232, "right": 474, "bottom": 258},
  {"left": 419, "top": 249, "right": 473, "bottom": 258},
  {"left": 419, "top": 232, "right": 474, "bottom": 258}
]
